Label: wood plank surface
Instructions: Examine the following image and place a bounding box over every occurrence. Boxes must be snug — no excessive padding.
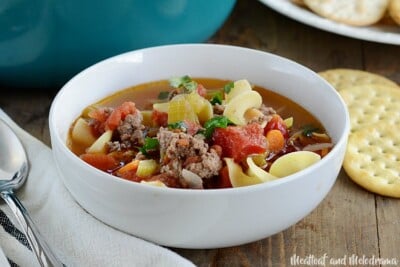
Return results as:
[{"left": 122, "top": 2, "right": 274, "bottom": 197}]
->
[
  {"left": 177, "top": 1, "right": 400, "bottom": 266},
  {"left": 1, "top": 0, "right": 400, "bottom": 266}
]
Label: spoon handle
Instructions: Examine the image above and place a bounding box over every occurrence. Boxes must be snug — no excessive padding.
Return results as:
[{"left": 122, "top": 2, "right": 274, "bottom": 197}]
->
[{"left": 0, "top": 190, "right": 63, "bottom": 267}]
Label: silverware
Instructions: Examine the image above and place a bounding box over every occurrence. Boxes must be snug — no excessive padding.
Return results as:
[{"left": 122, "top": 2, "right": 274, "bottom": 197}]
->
[{"left": 0, "top": 119, "right": 63, "bottom": 267}]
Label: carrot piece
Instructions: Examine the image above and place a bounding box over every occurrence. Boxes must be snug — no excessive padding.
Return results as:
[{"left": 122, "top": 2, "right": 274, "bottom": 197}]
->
[
  {"left": 117, "top": 159, "right": 140, "bottom": 175},
  {"left": 80, "top": 153, "right": 119, "bottom": 172},
  {"left": 177, "top": 138, "right": 190, "bottom": 147},
  {"left": 266, "top": 129, "right": 285, "bottom": 153},
  {"left": 264, "top": 114, "right": 289, "bottom": 138},
  {"left": 320, "top": 148, "right": 329, "bottom": 157}
]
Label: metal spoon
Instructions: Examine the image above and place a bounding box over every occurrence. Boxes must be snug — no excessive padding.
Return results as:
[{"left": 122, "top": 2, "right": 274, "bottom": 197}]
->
[{"left": 0, "top": 119, "right": 63, "bottom": 267}]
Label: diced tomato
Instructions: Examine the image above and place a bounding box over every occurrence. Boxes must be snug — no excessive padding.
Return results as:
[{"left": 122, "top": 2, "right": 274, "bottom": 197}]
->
[
  {"left": 216, "top": 166, "right": 232, "bottom": 188},
  {"left": 149, "top": 173, "right": 183, "bottom": 188},
  {"left": 88, "top": 109, "right": 108, "bottom": 123},
  {"left": 212, "top": 123, "right": 267, "bottom": 162},
  {"left": 118, "top": 101, "right": 137, "bottom": 116},
  {"left": 87, "top": 120, "right": 105, "bottom": 136},
  {"left": 151, "top": 109, "right": 168, "bottom": 127},
  {"left": 196, "top": 84, "right": 207, "bottom": 98},
  {"left": 88, "top": 101, "right": 137, "bottom": 133},
  {"left": 80, "top": 153, "right": 119, "bottom": 172},
  {"left": 210, "top": 144, "right": 223, "bottom": 157},
  {"left": 105, "top": 110, "right": 122, "bottom": 131},
  {"left": 264, "top": 114, "right": 289, "bottom": 138},
  {"left": 88, "top": 109, "right": 108, "bottom": 134},
  {"left": 106, "top": 101, "right": 137, "bottom": 131}
]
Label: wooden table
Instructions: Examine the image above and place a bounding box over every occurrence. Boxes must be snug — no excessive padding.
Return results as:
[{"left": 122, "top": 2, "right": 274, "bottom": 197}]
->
[{"left": 2, "top": 0, "right": 400, "bottom": 266}]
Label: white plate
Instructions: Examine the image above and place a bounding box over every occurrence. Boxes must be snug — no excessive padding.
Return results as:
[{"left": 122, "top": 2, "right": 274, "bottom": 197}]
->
[{"left": 259, "top": 0, "right": 400, "bottom": 45}]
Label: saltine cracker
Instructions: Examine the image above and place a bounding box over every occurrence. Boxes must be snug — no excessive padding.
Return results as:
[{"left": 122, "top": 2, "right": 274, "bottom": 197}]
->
[
  {"left": 304, "top": 0, "right": 389, "bottom": 26},
  {"left": 344, "top": 122, "right": 400, "bottom": 198},
  {"left": 339, "top": 84, "right": 400, "bottom": 133},
  {"left": 319, "top": 69, "right": 399, "bottom": 91}
]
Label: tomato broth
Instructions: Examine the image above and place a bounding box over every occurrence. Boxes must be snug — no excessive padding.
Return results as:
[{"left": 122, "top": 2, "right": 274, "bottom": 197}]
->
[{"left": 68, "top": 77, "right": 332, "bottom": 189}]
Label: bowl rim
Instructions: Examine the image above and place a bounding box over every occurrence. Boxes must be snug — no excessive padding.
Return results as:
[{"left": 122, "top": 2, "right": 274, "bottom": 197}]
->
[{"left": 49, "top": 43, "right": 350, "bottom": 196}]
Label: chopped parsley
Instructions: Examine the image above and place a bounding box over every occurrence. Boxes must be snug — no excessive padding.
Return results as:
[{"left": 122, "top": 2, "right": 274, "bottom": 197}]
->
[
  {"left": 210, "top": 91, "right": 223, "bottom": 105},
  {"left": 139, "top": 137, "right": 159, "bottom": 156},
  {"left": 201, "top": 116, "right": 233, "bottom": 139},
  {"left": 169, "top": 75, "right": 198, "bottom": 93},
  {"left": 301, "top": 125, "right": 321, "bottom": 137},
  {"left": 157, "top": 91, "right": 170, "bottom": 100},
  {"left": 223, "top": 82, "right": 234, "bottom": 94},
  {"left": 168, "top": 121, "right": 188, "bottom": 131}
]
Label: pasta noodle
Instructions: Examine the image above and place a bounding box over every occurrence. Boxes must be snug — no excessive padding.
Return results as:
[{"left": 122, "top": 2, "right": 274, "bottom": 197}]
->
[
  {"left": 246, "top": 157, "right": 277, "bottom": 182},
  {"left": 269, "top": 151, "right": 321, "bottom": 178},
  {"left": 223, "top": 90, "right": 262, "bottom": 125},
  {"left": 225, "top": 158, "right": 264, "bottom": 187}
]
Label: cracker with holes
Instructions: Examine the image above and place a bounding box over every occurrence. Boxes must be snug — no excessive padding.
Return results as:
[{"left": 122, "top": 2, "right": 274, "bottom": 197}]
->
[
  {"left": 339, "top": 84, "right": 400, "bottom": 133},
  {"left": 344, "top": 122, "right": 400, "bottom": 198},
  {"left": 303, "top": 0, "right": 389, "bottom": 26},
  {"left": 339, "top": 82, "right": 400, "bottom": 197},
  {"left": 319, "top": 69, "right": 399, "bottom": 91}
]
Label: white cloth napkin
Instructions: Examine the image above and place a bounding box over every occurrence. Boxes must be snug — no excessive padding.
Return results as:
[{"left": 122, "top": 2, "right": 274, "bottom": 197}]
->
[
  {"left": 0, "top": 246, "right": 10, "bottom": 267},
  {"left": 0, "top": 109, "right": 195, "bottom": 267}
]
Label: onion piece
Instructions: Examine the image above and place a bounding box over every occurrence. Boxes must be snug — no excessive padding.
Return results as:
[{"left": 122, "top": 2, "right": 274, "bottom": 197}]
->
[
  {"left": 302, "top": 143, "right": 333, "bottom": 152},
  {"left": 288, "top": 130, "right": 303, "bottom": 142},
  {"left": 181, "top": 169, "right": 204, "bottom": 189},
  {"left": 311, "top": 132, "right": 331, "bottom": 142}
]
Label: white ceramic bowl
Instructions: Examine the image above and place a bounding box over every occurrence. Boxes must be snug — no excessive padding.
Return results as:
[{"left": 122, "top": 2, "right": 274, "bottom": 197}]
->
[{"left": 49, "top": 44, "right": 350, "bottom": 249}]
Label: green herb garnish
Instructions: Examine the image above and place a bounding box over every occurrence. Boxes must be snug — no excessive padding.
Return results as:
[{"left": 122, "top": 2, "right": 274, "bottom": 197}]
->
[
  {"left": 139, "top": 137, "right": 160, "bottom": 156},
  {"left": 168, "top": 121, "right": 188, "bottom": 131},
  {"left": 223, "top": 82, "right": 234, "bottom": 94},
  {"left": 210, "top": 91, "right": 223, "bottom": 105},
  {"left": 169, "top": 75, "right": 198, "bottom": 93},
  {"left": 201, "top": 116, "right": 233, "bottom": 139},
  {"left": 157, "top": 91, "right": 170, "bottom": 100},
  {"left": 301, "top": 125, "right": 320, "bottom": 137}
]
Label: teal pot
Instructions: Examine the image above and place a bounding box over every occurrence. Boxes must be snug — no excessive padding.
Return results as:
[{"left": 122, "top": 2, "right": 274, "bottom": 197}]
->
[{"left": 0, "top": 0, "right": 236, "bottom": 88}]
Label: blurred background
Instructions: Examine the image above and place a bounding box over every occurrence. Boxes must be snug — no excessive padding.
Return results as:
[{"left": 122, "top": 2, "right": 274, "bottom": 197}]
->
[{"left": 0, "top": 0, "right": 236, "bottom": 88}]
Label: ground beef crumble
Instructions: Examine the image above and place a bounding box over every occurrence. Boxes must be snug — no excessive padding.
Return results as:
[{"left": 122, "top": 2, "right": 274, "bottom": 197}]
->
[
  {"left": 248, "top": 104, "right": 277, "bottom": 126},
  {"left": 157, "top": 127, "right": 222, "bottom": 180},
  {"left": 108, "top": 112, "right": 145, "bottom": 151}
]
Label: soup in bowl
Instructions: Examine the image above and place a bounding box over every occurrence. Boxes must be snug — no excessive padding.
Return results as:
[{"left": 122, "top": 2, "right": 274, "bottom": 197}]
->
[
  {"left": 68, "top": 77, "right": 333, "bottom": 189},
  {"left": 49, "top": 44, "right": 350, "bottom": 248}
]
